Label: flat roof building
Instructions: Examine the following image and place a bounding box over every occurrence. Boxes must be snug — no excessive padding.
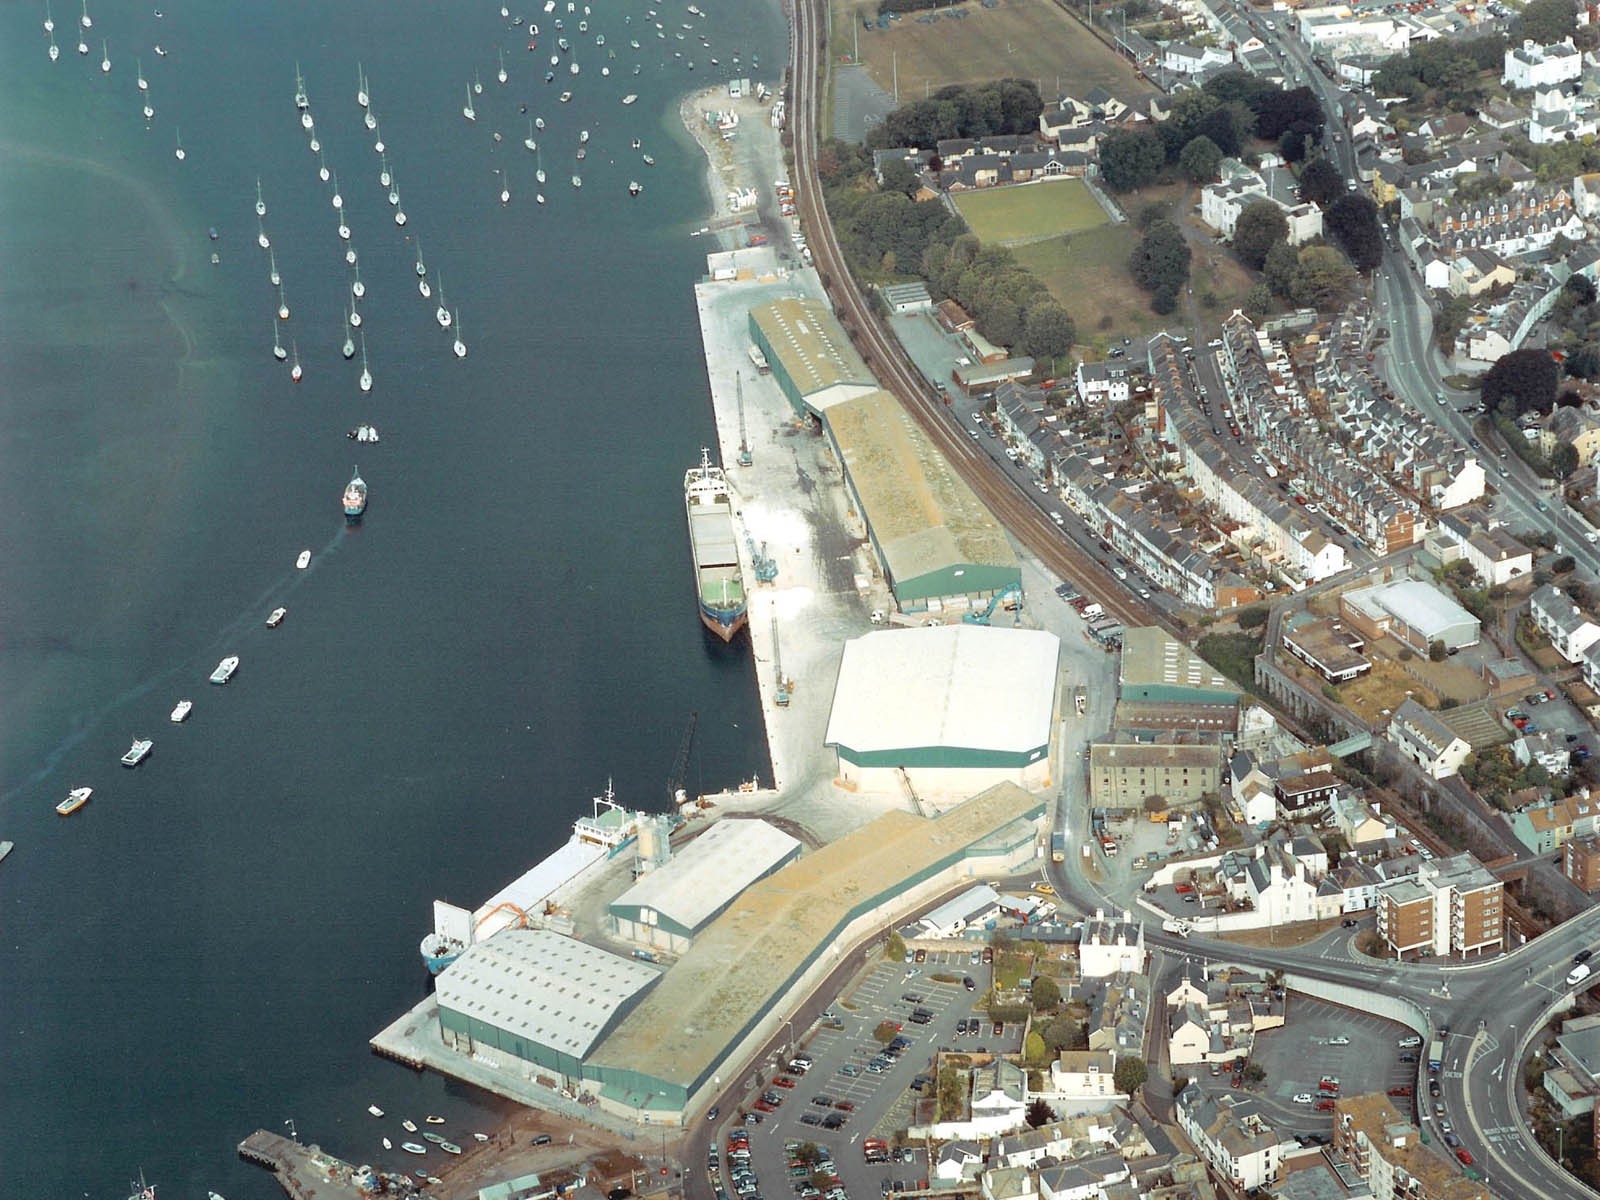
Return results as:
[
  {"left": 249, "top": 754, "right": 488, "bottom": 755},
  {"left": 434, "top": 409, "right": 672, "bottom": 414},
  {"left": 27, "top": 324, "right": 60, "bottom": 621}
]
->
[
  {"left": 748, "top": 298, "right": 878, "bottom": 418},
  {"left": 1333, "top": 1092, "right": 1490, "bottom": 1200},
  {"left": 1341, "top": 578, "right": 1480, "bottom": 655},
  {"left": 824, "top": 390, "right": 1021, "bottom": 613},
  {"left": 435, "top": 929, "right": 661, "bottom": 1083},
  {"left": 825, "top": 625, "right": 1061, "bottom": 795},
  {"left": 1119, "top": 627, "right": 1242, "bottom": 705},
  {"left": 610, "top": 819, "right": 802, "bottom": 953}
]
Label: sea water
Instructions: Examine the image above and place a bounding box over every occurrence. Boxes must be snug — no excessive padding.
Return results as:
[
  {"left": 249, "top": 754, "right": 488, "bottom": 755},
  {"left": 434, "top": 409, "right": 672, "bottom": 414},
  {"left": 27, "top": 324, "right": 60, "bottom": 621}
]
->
[{"left": 0, "top": 1, "right": 785, "bottom": 1194}]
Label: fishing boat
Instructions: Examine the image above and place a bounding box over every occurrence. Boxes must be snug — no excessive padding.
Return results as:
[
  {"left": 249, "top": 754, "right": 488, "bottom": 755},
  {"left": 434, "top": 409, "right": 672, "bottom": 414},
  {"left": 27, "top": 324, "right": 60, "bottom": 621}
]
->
[
  {"left": 453, "top": 313, "right": 466, "bottom": 359},
  {"left": 684, "top": 448, "right": 748, "bottom": 641},
  {"left": 296, "top": 550, "right": 311, "bottom": 569},
  {"left": 210, "top": 655, "right": 240, "bottom": 683},
  {"left": 257, "top": 220, "right": 270, "bottom": 250},
  {"left": 342, "top": 308, "right": 356, "bottom": 358},
  {"left": 344, "top": 467, "right": 368, "bottom": 520},
  {"left": 436, "top": 278, "right": 451, "bottom": 328},
  {"left": 170, "top": 699, "right": 192, "bottom": 723},
  {"left": 359, "top": 337, "right": 372, "bottom": 393},
  {"left": 121, "top": 738, "right": 154, "bottom": 768},
  {"left": 498, "top": 48, "right": 508, "bottom": 84},
  {"left": 174, "top": 127, "right": 185, "bottom": 161},
  {"left": 57, "top": 787, "right": 93, "bottom": 816},
  {"left": 277, "top": 284, "right": 289, "bottom": 321},
  {"left": 269, "top": 250, "right": 280, "bottom": 287},
  {"left": 463, "top": 86, "right": 476, "bottom": 122},
  {"left": 266, "top": 607, "right": 287, "bottom": 628},
  {"left": 290, "top": 342, "right": 302, "bottom": 383},
  {"left": 357, "top": 63, "right": 368, "bottom": 108},
  {"left": 402, "top": 1119, "right": 418, "bottom": 1133},
  {"left": 401, "top": 1143, "right": 426, "bottom": 1155},
  {"left": 273, "top": 322, "right": 287, "bottom": 362}
]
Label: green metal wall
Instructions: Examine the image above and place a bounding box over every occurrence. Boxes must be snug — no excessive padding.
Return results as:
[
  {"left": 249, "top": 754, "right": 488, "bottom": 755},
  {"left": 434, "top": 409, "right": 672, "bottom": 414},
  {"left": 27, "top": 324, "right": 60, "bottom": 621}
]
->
[
  {"left": 747, "top": 313, "right": 811, "bottom": 419},
  {"left": 833, "top": 743, "right": 1047, "bottom": 769}
]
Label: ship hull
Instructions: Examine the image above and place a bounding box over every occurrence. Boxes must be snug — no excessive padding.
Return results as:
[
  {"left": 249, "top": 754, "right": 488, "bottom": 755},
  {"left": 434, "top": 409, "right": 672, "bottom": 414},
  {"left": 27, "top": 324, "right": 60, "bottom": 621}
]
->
[
  {"left": 699, "top": 605, "right": 749, "bottom": 642},
  {"left": 685, "top": 454, "right": 748, "bottom": 644}
]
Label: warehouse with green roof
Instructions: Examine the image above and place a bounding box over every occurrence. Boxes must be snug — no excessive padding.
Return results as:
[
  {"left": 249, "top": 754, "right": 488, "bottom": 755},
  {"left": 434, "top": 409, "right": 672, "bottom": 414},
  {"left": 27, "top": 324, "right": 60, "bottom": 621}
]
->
[
  {"left": 748, "top": 298, "right": 879, "bottom": 418},
  {"left": 824, "top": 389, "right": 1021, "bottom": 614}
]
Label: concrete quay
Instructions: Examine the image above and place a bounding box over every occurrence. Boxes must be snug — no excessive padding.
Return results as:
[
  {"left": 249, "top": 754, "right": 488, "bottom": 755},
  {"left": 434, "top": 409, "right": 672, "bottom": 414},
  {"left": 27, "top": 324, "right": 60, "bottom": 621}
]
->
[{"left": 239, "top": 1128, "right": 434, "bottom": 1198}]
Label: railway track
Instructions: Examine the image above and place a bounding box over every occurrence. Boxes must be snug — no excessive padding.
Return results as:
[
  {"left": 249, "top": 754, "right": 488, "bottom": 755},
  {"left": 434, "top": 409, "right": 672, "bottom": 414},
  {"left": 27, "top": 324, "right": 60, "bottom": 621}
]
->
[{"left": 785, "top": 0, "right": 1160, "bottom": 633}]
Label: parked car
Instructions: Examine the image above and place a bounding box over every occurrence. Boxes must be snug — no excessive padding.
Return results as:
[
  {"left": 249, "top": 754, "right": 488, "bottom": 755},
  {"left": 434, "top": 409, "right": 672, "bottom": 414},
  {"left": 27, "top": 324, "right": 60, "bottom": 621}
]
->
[{"left": 1456, "top": 1149, "right": 1474, "bottom": 1166}]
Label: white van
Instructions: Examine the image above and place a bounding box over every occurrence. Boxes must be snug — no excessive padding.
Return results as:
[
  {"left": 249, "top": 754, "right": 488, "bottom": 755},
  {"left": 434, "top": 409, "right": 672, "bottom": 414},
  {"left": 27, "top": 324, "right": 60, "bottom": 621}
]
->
[{"left": 1568, "top": 962, "right": 1592, "bottom": 987}]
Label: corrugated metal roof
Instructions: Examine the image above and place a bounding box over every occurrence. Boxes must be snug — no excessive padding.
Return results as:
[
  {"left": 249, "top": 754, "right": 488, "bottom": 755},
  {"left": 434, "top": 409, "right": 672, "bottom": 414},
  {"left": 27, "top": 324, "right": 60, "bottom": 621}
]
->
[{"left": 610, "top": 819, "right": 801, "bottom": 935}]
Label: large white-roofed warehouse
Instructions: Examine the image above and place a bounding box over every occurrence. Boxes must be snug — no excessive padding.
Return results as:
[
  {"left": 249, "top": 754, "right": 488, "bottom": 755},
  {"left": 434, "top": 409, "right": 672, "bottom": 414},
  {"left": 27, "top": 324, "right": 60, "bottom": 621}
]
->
[
  {"left": 825, "top": 625, "right": 1063, "bottom": 796},
  {"left": 825, "top": 390, "right": 1021, "bottom": 614},
  {"left": 434, "top": 928, "right": 661, "bottom": 1083},
  {"left": 609, "top": 819, "right": 803, "bottom": 954}
]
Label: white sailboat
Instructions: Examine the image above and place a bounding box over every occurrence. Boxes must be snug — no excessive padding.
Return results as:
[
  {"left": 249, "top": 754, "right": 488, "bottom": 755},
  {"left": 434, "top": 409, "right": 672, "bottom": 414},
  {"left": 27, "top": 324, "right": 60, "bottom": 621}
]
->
[
  {"left": 100, "top": 39, "right": 108, "bottom": 72},
  {"left": 255, "top": 177, "right": 266, "bottom": 217},
  {"left": 174, "top": 126, "right": 185, "bottom": 161},
  {"left": 49, "top": 33, "right": 58, "bottom": 61},
  {"left": 331, "top": 171, "right": 343, "bottom": 210},
  {"left": 309, "top": 134, "right": 320, "bottom": 153},
  {"left": 359, "top": 335, "right": 372, "bottom": 393},
  {"left": 338, "top": 216, "right": 351, "bottom": 240},
  {"left": 349, "top": 296, "right": 362, "bottom": 329},
  {"left": 44, "top": 1, "right": 54, "bottom": 34},
  {"left": 379, "top": 153, "right": 391, "bottom": 188},
  {"left": 387, "top": 172, "right": 399, "bottom": 206},
  {"left": 293, "top": 63, "right": 308, "bottom": 109},
  {"left": 365, "top": 105, "right": 377, "bottom": 132},
  {"left": 290, "top": 341, "right": 303, "bottom": 383},
  {"left": 499, "top": 171, "right": 510, "bottom": 206},
  {"left": 277, "top": 284, "right": 289, "bottom": 321},
  {"left": 373, "top": 119, "right": 385, "bottom": 154},
  {"left": 137, "top": 58, "right": 147, "bottom": 90},
  {"left": 525, "top": 120, "right": 537, "bottom": 152},
  {"left": 302, "top": 106, "right": 314, "bottom": 132},
  {"left": 453, "top": 312, "right": 466, "bottom": 359},
  {"left": 345, "top": 242, "right": 357, "bottom": 266},
  {"left": 142, "top": 86, "right": 153, "bottom": 120},
  {"left": 463, "top": 86, "right": 476, "bottom": 122},
  {"left": 269, "top": 250, "right": 280, "bottom": 287},
  {"left": 318, "top": 148, "right": 330, "bottom": 183},
  {"left": 76, "top": 27, "right": 86, "bottom": 54},
  {"left": 342, "top": 306, "right": 356, "bottom": 359},
  {"left": 272, "top": 321, "right": 287, "bottom": 361},
  {"left": 536, "top": 145, "right": 546, "bottom": 185},
  {"left": 435, "top": 276, "right": 451, "bottom": 328},
  {"left": 257, "top": 219, "right": 270, "bottom": 250},
  {"left": 473, "top": 69, "right": 484, "bottom": 95},
  {"left": 352, "top": 264, "right": 365, "bottom": 300},
  {"left": 357, "top": 62, "right": 369, "bottom": 108},
  {"left": 79, "top": 0, "right": 89, "bottom": 29},
  {"left": 498, "top": 49, "right": 508, "bottom": 84},
  {"left": 393, "top": 181, "right": 406, "bottom": 225}
]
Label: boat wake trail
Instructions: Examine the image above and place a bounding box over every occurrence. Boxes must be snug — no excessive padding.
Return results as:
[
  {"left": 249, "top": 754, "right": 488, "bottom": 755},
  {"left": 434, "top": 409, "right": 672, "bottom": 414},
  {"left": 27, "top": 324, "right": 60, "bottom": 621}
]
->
[{"left": 4, "top": 525, "right": 351, "bottom": 807}]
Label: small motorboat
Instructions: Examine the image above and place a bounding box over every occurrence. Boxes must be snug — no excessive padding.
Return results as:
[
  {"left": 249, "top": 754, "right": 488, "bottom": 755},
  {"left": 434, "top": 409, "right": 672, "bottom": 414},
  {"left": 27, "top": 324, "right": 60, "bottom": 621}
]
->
[
  {"left": 296, "top": 550, "right": 311, "bottom": 570},
  {"left": 402, "top": 1119, "right": 418, "bottom": 1133},
  {"left": 423, "top": 1131, "right": 446, "bottom": 1145},
  {"left": 368, "top": 1104, "right": 384, "bottom": 1118},
  {"left": 170, "top": 699, "right": 192, "bottom": 723},
  {"left": 383, "top": 1137, "right": 393, "bottom": 1151},
  {"left": 628, "top": 180, "right": 642, "bottom": 196},
  {"left": 57, "top": 786, "right": 93, "bottom": 816},
  {"left": 401, "top": 1142, "right": 426, "bottom": 1155},
  {"left": 440, "top": 1142, "right": 462, "bottom": 1155},
  {"left": 473, "top": 1132, "right": 490, "bottom": 1142},
  {"left": 425, "top": 1115, "right": 445, "bottom": 1125},
  {"left": 266, "top": 607, "right": 287, "bottom": 628}
]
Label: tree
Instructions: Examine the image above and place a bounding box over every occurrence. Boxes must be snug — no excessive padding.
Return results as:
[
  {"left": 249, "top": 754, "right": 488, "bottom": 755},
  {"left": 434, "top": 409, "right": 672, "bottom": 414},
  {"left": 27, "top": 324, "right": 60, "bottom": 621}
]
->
[
  {"left": 1243, "top": 281, "right": 1272, "bottom": 320},
  {"left": 1233, "top": 200, "right": 1288, "bottom": 270},
  {"left": 1128, "top": 220, "right": 1191, "bottom": 297},
  {"left": 1325, "top": 193, "right": 1385, "bottom": 271},
  {"left": 1262, "top": 238, "right": 1300, "bottom": 299},
  {"left": 1299, "top": 157, "right": 1344, "bottom": 207},
  {"left": 1429, "top": 639, "right": 1446, "bottom": 662},
  {"left": 1292, "top": 244, "right": 1358, "bottom": 309},
  {"left": 1022, "top": 301, "right": 1076, "bottom": 366},
  {"left": 1482, "top": 348, "right": 1560, "bottom": 416},
  {"left": 1025, "top": 1098, "right": 1056, "bottom": 1129},
  {"left": 1279, "top": 128, "right": 1308, "bottom": 163},
  {"left": 1234, "top": 604, "right": 1269, "bottom": 631},
  {"left": 1114, "top": 1056, "right": 1149, "bottom": 1098},
  {"left": 1041, "top": 1014, "right": 1085, "bottom": 1051},
  {"left": 878, "top": 158, "right": 921, "bottom": 197},
  {"left": 887, "top": 932, "right": 906, "bottom": 962},
  {"left": 1024, "top": 1030, "right": 1049, "bottom": 1066},
  {"left": 1031, "top": 975, "right": 1061, "bottom": 1012},
  {"left": 1252, "top": 86, "right": 1324, "bottom": 141},
  {"left": 1180, "top": 134, "right": 1224, "bottom": 183},
  {"left": 1519, "top": 0, "right": 1578, "bottom": 45},
  {"left": 1553, "top": 443, "right": 1580, "bottom": 479},
  {"left": 1099, "top": 127, "right": 1166, "bottom": 192}
]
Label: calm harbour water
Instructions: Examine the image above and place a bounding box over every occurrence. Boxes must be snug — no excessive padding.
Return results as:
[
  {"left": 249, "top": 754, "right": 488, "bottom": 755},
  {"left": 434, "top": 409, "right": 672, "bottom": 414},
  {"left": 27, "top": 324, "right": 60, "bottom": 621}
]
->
[{"left": 0, "top": 2, "right": 784, "bottom": 1194}]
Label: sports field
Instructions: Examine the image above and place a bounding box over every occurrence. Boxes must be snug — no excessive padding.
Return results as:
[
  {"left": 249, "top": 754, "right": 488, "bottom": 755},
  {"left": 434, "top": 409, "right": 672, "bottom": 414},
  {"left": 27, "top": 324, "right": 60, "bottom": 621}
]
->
[
  {"left": 953, "top": 180, "right": 1107, "bottom": 244},
  {"left": 829, "top": 0, "right": 1157, "bottom": 101}
]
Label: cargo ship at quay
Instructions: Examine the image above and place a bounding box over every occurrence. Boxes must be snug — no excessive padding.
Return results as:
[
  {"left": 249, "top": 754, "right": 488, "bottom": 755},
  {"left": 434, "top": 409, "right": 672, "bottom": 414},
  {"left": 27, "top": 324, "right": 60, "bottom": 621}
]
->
[
  {"left": 684, "top": 449, "right": 748, "bottom": 642},
  {"left": 418, "top": 784, "right": 649, "bottom": 975}
]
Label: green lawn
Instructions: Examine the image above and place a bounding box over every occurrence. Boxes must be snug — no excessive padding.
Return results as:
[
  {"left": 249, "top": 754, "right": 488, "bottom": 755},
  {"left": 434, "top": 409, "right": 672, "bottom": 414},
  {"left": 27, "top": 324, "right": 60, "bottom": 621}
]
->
[
  {"left": 952, "top": 180, "right": 1106, "bottom": 244},
  {"left": 1021, "top": 226, "right": 1171, "bottom": 338}
]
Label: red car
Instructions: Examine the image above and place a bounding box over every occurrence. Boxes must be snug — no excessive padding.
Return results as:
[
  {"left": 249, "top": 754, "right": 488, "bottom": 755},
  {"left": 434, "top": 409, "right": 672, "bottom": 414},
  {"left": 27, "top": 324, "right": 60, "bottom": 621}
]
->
[
  {"left": 1315, "top": 1100, "right": 1335, "bottom": 1112},
  {"left": 1456, "top": 1149, "right": 1474, "bottom": 1166},
  {"left": 1387, "top": 1086, "right": 1413, "bottom": 1097},
  {"left": 774, "top": 1077, "right": 796, "bottom": 1088}
]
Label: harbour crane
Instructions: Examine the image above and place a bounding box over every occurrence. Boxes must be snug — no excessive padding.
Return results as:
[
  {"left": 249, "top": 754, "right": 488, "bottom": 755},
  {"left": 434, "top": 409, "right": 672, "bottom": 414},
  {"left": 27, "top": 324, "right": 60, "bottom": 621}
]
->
[
  {"left": 771, "top": 612, "right": 792, "bottom": 707},
  {"left": 736, "top": 372, "right": 752, "bottom": 467}
]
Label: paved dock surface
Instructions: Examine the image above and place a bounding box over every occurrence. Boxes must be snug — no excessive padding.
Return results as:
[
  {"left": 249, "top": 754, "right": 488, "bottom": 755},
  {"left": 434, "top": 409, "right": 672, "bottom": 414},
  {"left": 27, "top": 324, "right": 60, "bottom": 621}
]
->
[{"left": 240, "top": 1128, "right": 435, "bottom": 1197}]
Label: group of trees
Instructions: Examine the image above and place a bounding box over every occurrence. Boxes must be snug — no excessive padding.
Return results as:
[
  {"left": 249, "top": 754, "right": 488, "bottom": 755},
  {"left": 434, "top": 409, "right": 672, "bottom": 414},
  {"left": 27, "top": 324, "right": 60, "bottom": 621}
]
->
[
  {"left": 1098, "top": 72, "right": 1324, "bottom": 192},
  {"left": 1370, "top": 34, "right": 1506, "bottom": 111},
  {"left": 1228, "top": 171, "right": 1377, "bottom": 314},
  {"left": 816, "top": 136, "right": 1076, "bottom": 367},
  {"left": 865, "top": 78, "right": 1044, "bottom": 152},
  {"left": 1128, "top": 219, "right": 1191, "bottom": 313},
  {"left": 1481, "top": 347, "right": 1561, "bottom": 417}
]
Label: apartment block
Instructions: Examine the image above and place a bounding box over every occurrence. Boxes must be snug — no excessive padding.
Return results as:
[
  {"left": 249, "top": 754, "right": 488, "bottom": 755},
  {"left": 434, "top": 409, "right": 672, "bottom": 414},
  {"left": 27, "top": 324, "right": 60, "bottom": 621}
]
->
[
  {"left": 1375, "top": 853, "right": 1503, "bottom": 960},
  {"left": 1565, "top": 834, "right": 1600, "bottom": 894},
  {"left": 1333, "top": 1093, "right": 1491, "bottom": 1200}
]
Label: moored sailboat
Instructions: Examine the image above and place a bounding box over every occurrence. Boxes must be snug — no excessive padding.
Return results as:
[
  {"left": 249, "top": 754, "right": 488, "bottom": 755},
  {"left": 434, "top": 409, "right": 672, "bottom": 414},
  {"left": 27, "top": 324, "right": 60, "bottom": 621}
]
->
[
  {"left": 359, "top": 335, "right": 372, "bottom": 393},
  {"left": 463, "top": 86, "right": 476, "bottom": 122}
]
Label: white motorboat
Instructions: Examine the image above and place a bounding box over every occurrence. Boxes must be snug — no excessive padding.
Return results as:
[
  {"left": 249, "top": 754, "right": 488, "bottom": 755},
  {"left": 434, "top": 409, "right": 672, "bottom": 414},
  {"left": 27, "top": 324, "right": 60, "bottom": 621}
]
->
[
  {"left": 210, "top": 655, "right": 240, "bottom": 683},
  {"left": 267, "top": 607, "right": 287, "bottom": 628},
  {"left": 463, "top": 86, "right": 476, "bottom": 122},
  {"left": 296, "top": 550, "right": 311, "bottom": 570},
  {"left": 579, "top": 128, "right": 590, "bottom": 143},
  {"left": 425, "top": 1116, "right": 445, "bottom": 1125},
  {"left": 382, "top": 1138, "right": 392, "bottom": 1151},
  {"left": 622, "top": 93, "right": 637, "bottom": 105},
  {"left": 402, "top": 1119, "right": 418, "bottom": 1133},
  {"left": 473, "top": 1133, "right": 490, "bottom": 1142},
  {"left": 401, "top": 1142, "right": 426, "bottom": 1155},
  {"left": 170, "top": 699, "right": 193, "bottom": 723},
  {"left": 571, "top": 173, "right": 582, "bottom": 188}
]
